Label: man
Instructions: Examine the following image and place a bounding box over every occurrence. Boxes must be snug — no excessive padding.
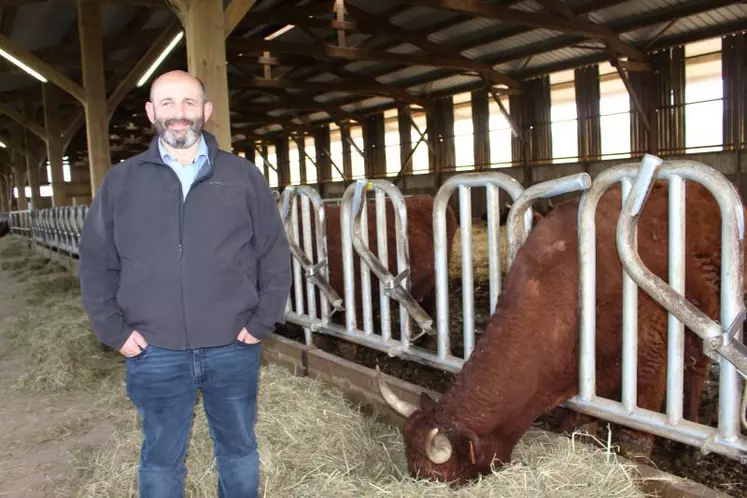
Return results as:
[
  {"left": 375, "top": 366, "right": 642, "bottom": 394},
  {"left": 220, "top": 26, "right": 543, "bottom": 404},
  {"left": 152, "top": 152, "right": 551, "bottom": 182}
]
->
[{"left": 78, "top": 70, "right": 292, "bottom": 497}]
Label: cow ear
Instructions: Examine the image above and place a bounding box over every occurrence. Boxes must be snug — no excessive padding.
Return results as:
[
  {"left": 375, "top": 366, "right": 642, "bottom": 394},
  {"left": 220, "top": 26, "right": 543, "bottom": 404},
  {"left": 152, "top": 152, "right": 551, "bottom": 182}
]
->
[
  {"left": 420, "top": 392, "right": 437, "bottom": 410},
  {"left": 460, "top": 427, "right": 482, "bottom": 465}
]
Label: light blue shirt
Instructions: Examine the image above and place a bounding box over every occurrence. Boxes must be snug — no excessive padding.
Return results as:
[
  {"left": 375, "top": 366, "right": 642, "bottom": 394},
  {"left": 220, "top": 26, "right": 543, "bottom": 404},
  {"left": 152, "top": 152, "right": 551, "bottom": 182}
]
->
[{"left": 158, "top": 135, "right": 210, "bottom": 200}]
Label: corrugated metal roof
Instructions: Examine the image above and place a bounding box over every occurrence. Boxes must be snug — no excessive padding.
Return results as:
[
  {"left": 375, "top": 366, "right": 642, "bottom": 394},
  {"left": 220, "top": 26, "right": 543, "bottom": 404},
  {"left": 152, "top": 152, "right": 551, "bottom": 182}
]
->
[
  {"left": 390, "top": 5, "right": 458, "bottom": 31},
  {"left": 591, "top": 0, "right": 684, "bottom": 24},
  {"left": 12, "top": 3, "right": 77, "bottom": 51},
  {"left": 429, "top": 17, "right": 505, "bottom": 44},
  {"left": 465, "top": 28, "right": 564, "bottom": 59}
]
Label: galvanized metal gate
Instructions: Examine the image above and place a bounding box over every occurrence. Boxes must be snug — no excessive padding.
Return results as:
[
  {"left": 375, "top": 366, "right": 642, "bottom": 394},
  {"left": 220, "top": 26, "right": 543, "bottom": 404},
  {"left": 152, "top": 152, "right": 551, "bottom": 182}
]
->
[{"left": 4, "top": 154, "right": 746, "bottom": 463}]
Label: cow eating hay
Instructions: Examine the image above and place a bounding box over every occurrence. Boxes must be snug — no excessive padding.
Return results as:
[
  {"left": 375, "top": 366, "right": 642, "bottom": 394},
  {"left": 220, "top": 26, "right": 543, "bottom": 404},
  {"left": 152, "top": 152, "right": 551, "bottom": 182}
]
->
[{"left": 0, "top": 237, "right": 652, "bottom": 497}]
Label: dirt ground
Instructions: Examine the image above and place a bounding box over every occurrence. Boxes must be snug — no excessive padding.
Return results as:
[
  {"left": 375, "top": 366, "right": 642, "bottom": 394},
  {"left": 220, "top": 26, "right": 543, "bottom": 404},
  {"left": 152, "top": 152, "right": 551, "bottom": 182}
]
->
[{"left": 0, "top": 264, "right": 116, "bottom": 497}]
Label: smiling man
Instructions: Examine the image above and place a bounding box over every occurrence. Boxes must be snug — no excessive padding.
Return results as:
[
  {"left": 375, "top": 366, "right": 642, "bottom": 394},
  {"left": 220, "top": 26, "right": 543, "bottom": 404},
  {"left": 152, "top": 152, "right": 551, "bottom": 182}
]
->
[{"left": 78, "top": 70, "right": 292, "bottom": 498}]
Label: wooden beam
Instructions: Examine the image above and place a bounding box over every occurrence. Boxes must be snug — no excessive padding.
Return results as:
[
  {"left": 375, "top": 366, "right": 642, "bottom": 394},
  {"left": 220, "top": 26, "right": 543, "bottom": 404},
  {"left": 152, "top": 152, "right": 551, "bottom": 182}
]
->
[
  {"left": 78, "top": 0, "right": 111, "bottom": 195},
  {"left": 106, "top": 18, "right": 182, "bottom": 120},
  {"left": 43, "top": 84, "right": 68, "bottom": 206},
  {"left": 228, "top": 39, "right": 521, "bottom": 88},
  {"left": 184, "top": 0, "right": 232, "bottom": 150},
  {"left": 224, "top": 0, "right": 259, "bottom": 37},
  {"left": 22, "top": 102, "right": 42, "bottom": 208},
  {"left": 0, "top": 34, "right": 87, "bottom": 104},
  {"left": 31, "top": 0, "right": 260, "bottom": 153},
  {"left": 0, "top": 133, "right": 31, "bottom": 160},
  {"left": 405, "top": 0, "right": 645, "bottom": 61},
  {"left": 0, "top": 101, "right": 48, "bottom": 141},
  {"left": 536, "top": 0, "right": 647, "bottom": 64}
]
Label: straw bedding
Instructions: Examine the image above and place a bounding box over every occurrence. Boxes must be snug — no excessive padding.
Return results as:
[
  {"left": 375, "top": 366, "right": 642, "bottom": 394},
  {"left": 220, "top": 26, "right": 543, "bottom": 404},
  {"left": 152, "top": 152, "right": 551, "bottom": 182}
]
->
[{"left": 0, "top": 236, "right": 654, "bottom": 497}]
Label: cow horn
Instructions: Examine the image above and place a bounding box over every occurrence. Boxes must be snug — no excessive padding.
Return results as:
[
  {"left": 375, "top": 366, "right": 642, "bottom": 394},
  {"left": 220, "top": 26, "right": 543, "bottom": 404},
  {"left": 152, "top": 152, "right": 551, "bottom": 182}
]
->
[
  {"left": 375, "top": 364, "right": 418, "bottom": 418},
  {"left": 425, "top": 427, "right": 452, "bottom": 464}
]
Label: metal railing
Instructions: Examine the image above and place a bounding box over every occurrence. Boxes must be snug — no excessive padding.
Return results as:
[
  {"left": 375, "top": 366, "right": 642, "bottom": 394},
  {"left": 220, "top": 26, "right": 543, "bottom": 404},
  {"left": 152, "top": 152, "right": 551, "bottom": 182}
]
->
[{"left": 3, "top": 154, "right": 746, "bottom": 463}]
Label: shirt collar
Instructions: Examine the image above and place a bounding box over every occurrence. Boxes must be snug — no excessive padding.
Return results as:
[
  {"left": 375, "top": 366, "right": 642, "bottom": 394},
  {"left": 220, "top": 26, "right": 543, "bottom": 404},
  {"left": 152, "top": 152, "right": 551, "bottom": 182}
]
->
[{"left": 158, "top": 134, "right": 210, "bottom": 166}]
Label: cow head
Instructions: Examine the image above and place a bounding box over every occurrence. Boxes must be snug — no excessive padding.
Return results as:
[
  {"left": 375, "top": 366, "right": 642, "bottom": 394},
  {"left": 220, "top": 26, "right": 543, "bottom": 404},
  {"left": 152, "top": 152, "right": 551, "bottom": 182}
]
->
[{"left": 376, "top": 366, "right": 506, "bottom": 485}]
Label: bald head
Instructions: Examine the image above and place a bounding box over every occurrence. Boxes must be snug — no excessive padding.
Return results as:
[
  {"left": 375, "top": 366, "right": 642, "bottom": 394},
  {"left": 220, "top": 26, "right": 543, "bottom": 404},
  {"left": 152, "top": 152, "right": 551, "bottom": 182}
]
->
[
  {"left": 145, "top": 70, "right": 213, "bottom": 149},
  {"left": 149, "top": 70, "right": 207, "bottom": 104}
]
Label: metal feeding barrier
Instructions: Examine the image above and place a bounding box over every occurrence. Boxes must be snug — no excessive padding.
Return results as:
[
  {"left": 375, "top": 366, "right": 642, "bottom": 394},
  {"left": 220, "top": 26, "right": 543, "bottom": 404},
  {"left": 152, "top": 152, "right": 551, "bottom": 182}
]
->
[{"left": 4, "top": 154, "right": 746, "bottom": 463}]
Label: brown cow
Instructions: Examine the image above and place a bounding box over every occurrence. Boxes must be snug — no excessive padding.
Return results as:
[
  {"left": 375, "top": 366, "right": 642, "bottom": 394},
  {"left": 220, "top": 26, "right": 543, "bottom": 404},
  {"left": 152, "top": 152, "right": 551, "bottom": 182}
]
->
[
  {"left": 285, "top": 194, "right": 459, "bottom": 346},
  {"left": 377, "top": 180, "right": 746, "bottom": 485}
]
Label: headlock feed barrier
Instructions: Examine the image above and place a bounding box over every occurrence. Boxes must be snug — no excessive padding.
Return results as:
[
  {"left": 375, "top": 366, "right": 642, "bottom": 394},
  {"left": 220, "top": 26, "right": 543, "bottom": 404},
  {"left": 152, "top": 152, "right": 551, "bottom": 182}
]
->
[{"left": 4, "top": 154, "right": 746, "bottom": 464}]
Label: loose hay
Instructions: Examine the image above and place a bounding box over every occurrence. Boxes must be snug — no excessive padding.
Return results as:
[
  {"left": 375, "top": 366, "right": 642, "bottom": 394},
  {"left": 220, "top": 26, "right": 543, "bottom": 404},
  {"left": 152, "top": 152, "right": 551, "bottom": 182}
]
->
[
  {"left": 0, "top": 238, "right": 123, "bottom": 394},
  {"left": 0, "top": 237, "right": 652, "bottom": 497},
  {"left": 449, "top": 221, "right": 508, "bottom": 283},
  {"left": 75, "top": 364, "right": 652, "bottom": 497}
]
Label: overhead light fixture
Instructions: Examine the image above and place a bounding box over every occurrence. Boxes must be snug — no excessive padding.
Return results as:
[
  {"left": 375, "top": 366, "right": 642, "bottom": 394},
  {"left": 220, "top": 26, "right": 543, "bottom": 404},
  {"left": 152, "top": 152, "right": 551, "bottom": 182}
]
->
[
  {"left": 265, "top": 25, "right": 294, "bottom": 40},
  {"left": 137, "top": 30, "right": 185, "bottom": 88},
  {"left": 0, "top": 48, "right": 48, "bottom": 83}
]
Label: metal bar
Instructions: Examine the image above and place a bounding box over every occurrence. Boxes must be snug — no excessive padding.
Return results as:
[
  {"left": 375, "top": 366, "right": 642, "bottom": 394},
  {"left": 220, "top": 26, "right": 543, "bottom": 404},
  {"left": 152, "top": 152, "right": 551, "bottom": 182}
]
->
[
  {"left": 666, "top": 175, "right": 686, "bottom": 424},
  {"left": 433, "top": 172, "right": 526, "bottom": 360},
  {"left": 620, "top": 178, "right": 638, "bottom": 413}
]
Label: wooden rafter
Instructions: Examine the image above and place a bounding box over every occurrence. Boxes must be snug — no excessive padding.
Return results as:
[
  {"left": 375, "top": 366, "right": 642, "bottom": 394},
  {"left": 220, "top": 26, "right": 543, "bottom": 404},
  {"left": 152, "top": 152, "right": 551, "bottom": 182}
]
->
[
  {"left": 404, "top": 0, "right": 645, "bottom": 61},
  {"left": 0, "top": 33, "right": 87, "bottom": 103},
  {"left": 0, "top": 101, "right": 47, "bottom": 141},
  {"left": 227, "top": 39, "right": 521, "bottom": 88}
]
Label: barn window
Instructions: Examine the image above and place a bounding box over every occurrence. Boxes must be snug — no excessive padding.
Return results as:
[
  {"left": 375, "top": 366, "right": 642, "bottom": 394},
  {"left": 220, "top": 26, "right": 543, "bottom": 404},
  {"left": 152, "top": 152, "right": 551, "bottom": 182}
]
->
[
  {"left": 288, "top": 139, "right": 301, "bottom": 186},
  {"left": 453, "top": 91, "right": 474, "bottom": 171},
  {"left": 349, "top": 124, "right": 366, "bottom": 179},
  {"left": 409, "top": 109, "right": 430, "bottom": 175},
  {"left": 550, "top": 69, "right": 579, "bottom": 164},
  {"left": 488, "top": 93, "right": 512, "bottom": 167},
  {"left": 384, "top": 108, "right": 400, "bottom": 177},
  {"left": 265, "top": 144, "right": 279, "bottom": 188},
  {"left": 684, "top": 37, "right": 723, "bottom": 153},
  {"left": 598, "top": 61, "right": 632, "bottom": 160},
  {"left": 328, "top": 124, "right": 344, "bottom": 182},
  {"left": 253, "top": 144, "right": 265, "bottom": 177},
  {"left": 304, "top": 135, "right": 317, "bottom": 184}
]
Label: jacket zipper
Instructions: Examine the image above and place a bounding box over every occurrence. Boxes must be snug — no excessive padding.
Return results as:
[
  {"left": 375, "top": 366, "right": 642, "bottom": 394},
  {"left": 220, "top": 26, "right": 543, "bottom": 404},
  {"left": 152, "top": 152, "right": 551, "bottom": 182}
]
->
[
  {"left": 172, "top": 165, "right": 213, "bottom": 349},
  {"left": 144, "top": 147, "right": 216, "bottom": 350}
]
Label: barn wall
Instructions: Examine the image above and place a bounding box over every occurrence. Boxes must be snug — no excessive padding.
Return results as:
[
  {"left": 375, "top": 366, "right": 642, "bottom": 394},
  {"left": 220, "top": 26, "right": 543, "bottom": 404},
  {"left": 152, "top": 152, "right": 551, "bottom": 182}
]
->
[{"left": 298, "top": 148, "right": 747, "bottom": 216}]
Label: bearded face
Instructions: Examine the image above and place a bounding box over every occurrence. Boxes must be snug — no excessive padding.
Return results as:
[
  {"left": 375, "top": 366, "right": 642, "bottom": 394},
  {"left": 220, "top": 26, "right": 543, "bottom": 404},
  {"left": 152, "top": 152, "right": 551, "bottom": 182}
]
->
[{"left": 153, "top": 112, "right": 204, "bottom": 149}]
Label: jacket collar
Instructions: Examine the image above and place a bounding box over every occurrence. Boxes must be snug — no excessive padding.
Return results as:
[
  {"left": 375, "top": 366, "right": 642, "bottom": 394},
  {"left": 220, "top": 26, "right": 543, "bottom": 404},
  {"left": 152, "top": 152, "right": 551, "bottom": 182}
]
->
[{"left": 141, "top": 129, "right": 221, "bottom": 174}]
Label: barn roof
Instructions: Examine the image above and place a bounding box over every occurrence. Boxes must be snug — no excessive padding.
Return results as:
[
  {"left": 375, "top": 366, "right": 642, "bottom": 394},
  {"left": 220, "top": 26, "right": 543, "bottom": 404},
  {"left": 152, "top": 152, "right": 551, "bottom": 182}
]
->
[{"left": 0, "top": 0, "right": 744, "bottom": 164}]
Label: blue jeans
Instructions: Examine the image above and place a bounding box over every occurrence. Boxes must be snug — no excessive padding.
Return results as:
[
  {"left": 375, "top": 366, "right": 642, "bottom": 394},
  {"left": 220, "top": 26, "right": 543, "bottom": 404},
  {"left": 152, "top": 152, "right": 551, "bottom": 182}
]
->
[{"left": 125, "top": 340, "right": 261, "bottom": 498}]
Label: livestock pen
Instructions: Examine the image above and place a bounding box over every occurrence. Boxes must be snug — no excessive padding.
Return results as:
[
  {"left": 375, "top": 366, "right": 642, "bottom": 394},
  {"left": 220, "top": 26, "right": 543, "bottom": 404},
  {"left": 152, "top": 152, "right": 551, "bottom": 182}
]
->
[{"left": 2, "top": 155, "right": 745, "bottom": 497}]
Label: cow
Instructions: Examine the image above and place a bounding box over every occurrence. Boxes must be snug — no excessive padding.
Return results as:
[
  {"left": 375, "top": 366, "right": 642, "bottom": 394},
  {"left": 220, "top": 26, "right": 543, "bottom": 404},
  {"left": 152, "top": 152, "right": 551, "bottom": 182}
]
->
[
  {"left": 0, "top": 220, "right": 8, "bottom": 238},
  {"left": 282, "top": 194, "right": 459, "bottom": 349},
  {"left": 481, "top": 199, "right": 554, "bottom": 225},
  {"left": 376, "top": 179, "right": 746, "bottom": 486}
]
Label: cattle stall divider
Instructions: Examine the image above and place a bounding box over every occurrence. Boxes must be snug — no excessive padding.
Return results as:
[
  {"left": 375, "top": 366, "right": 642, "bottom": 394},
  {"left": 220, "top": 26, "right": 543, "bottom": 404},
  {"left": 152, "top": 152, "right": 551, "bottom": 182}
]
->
[
  {"left": 3, "top": 154, "right": 746, "bottom": 465},
  {"left": 565, "top": 154, "right": 747, "bottom": 463},
  {"left": 280, "top": 186, "right": 344, "bottom": 346}
]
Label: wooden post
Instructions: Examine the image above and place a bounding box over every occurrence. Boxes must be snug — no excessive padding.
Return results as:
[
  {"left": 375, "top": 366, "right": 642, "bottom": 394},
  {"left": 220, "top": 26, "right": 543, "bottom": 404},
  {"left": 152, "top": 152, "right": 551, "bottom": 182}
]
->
[
  {"left": 184, "top": 0, "right": 232, "bottom": 151},
  {"left": 22, "top": 102, "right": 42, "bottom": 209},
  {"left": 9, "top": 125, "right": 28, "bottom": 210},
  {"left": 78, "top": 0, "right": 111, "bottom": 197},
  {"left": 43, "top": 84, "right": 67, "bottom": 206},
  {"left": 0, "top": 175, "right": 8, "bottom": 212},
  {"left": 11, "top": 160, "right": 27, "bottom": 210}
]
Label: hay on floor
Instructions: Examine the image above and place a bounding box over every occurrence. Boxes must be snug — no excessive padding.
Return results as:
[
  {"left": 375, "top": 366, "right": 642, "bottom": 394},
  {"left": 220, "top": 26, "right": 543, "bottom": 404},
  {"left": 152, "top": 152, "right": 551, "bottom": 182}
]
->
[
  {"left": 75, "top": 364, "right": 651, "bottom": 497},
  {"left": 0, "top": 238, "right": 122, "bottom": 394},
  {"left": 0, "top": 236, "right": 653, "bottom": 497}
]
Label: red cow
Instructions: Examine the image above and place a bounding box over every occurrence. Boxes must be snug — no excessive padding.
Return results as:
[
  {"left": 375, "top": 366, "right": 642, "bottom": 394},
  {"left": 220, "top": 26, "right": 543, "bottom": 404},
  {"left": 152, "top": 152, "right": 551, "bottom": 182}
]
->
[
  {"left": 285, "top": 194, "right": 459, "bottom": 346},
  {"left": 377, "top": 180, "right": 746, "bottom": 485}
]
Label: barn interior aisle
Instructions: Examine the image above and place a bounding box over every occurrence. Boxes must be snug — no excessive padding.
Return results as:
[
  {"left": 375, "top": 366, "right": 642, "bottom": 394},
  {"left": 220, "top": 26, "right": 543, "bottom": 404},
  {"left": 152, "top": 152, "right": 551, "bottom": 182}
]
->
[
  {"left": 0, "top": 237, "right": 657, "bottom": 497},
  {"left": 0, "top": 237, "right": 117, "bottom": 497}
]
